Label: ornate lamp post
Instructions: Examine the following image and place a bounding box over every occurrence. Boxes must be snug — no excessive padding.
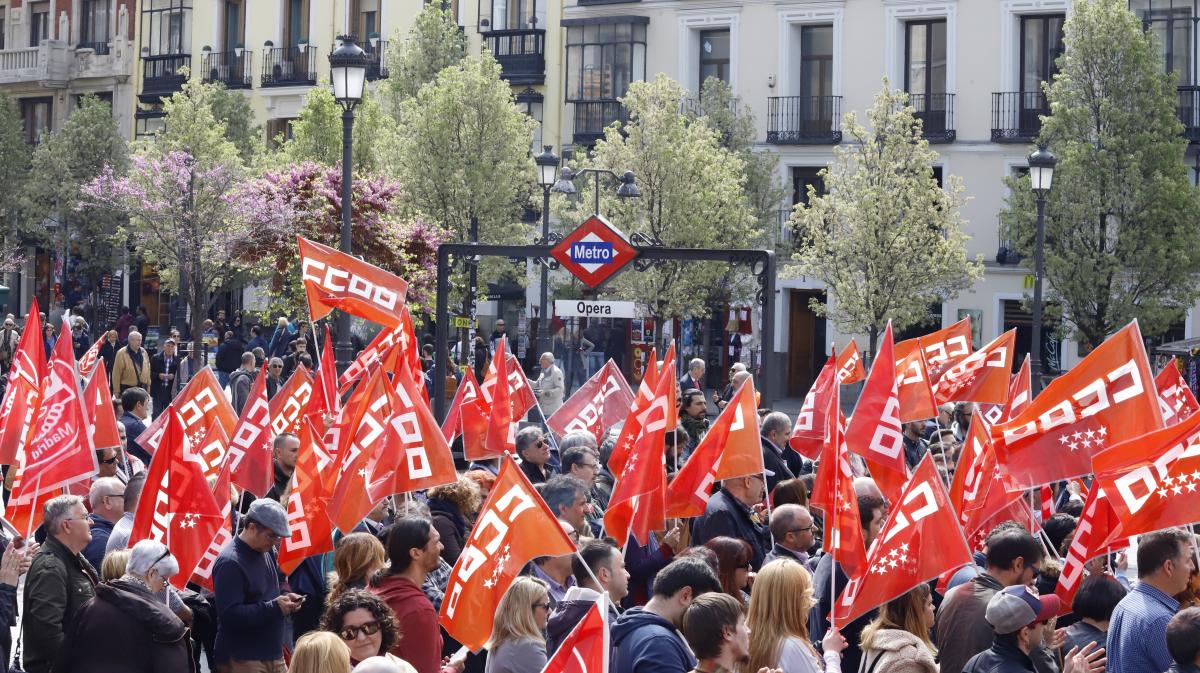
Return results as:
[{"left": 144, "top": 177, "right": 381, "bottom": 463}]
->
[{"left": 1027, "top": 144, "right": 1057, "bottom": 394}]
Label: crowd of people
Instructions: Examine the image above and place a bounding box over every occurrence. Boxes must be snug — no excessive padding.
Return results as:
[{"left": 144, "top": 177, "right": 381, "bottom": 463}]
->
[{"left": 3, "top": 311, "right": 1200, "bottom": 673}]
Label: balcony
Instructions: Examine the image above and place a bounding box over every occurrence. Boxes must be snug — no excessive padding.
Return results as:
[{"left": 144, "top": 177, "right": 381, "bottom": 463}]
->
[
  {"left": 261, "top": 46, "right": 317, "bottom": 87},
  {"left": 909, "top": 93, "right": 955, "bottom": 143},
  {"left": 572, "top": 100, "right": 627, "bottom": 145},
  {"left": 366, "top": 40, "right": 388, "bottom": 81},
  {"left": 0, "top": 42, "right": 71, "bottom": 87},
  {"left": 483, "top": 29, "right": 545, "bottom": 85},
  {"left": 992, "top": 91, "right": 1048, "bottom": 143},
  {"left": 201, "top": 50, "right": 252, "bottom": 89},
  {"left": 140, "top": 53, "right": 190, "bottom": 103},
  {"left": 766, "top": 96, "right": 842, "bottom": 144},
  {"left": 1179, "top": 86, "right": 1200, "bottom": 143}
]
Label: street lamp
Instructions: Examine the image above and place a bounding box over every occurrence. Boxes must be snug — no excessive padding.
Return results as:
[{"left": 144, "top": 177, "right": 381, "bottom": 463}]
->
[
  {"left": 534, "top": 145, "right": 559, "bottom": 356},
  {"left": 328, "top": 35, "right": 370, "bottom": 372},
  {"left": 1027, "top": 144, "right": 1056, "bottom": 394}
]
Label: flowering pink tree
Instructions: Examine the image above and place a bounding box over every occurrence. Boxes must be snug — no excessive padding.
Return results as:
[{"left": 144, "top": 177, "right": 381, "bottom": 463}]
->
[
  {"left": 80, "top": 150, "right": 277, "bottom": 346},
  {"left": 234, "top": 162, "right": 446, "bottom": 319}
]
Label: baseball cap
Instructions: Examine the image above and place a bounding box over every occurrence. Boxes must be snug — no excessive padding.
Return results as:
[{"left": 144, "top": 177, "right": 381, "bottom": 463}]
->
[
  {"left": 985, "top": 585, "right": 1061, "bottom": 634},
  {"left": 245, "top": 498, "right": 292, "bottom": 538}
]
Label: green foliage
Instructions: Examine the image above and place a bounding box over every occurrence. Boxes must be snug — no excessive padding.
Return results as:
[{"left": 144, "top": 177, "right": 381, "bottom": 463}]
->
[
  {"left": 0, "top": 91, "right": 30, "bottom": 248},
  {"left": 208, "top": 83, "right": 263, "bottom": 164},
  {"left": 555, "top": 74, "right": 760, "bottom": 322},
  {"left": 382, "top": 4, "right": 467, "bottom": 115},
  {"left": 23, "top": 95, "right": 128, "bottom": 283},
  {"left": 791, "top": 83, "right": 983, "bottom": 352},
  {"left": 151, "top": 78, "right": 244, "bottom": 170},
  {"left": 278, "top": 86, "right": 394, "bottom": 173},
  {"left": 1000, "top": 0, "right": 1200, "bottom": 350}
]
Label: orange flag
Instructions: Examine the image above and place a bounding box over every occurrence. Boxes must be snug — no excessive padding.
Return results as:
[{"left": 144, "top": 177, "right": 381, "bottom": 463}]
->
[
  {"left": 84, "top": 360, "right": 122, "bottom": 451},
  {"left": 136, "top": 367, "right": 237, "bottom": 455},
  {"left": 484, "top": 336, "right": 515, "bottom": 458},
  {"left": 980, "top": 356, "right": 1031, "bottom": 426},
  {"left": 789, "top": 356, "right": 837, "bottom": 460},
  {"left": 227, "top": 364, "right": 274, "bottom": 497},
  {"left": 306, "top": 326, "right": 340, "bottom": 430},
  {"left": 1156, "top": 360, "right": 1199, "bottom": 426},
  {"left": 279, "top": 417, "right": 336, "bottom": 574},
  {"left": 440, "top": 369, "right": 490, "bottom": 461},
  {"left": 328, "top": 368, "right": 393, "bottom": 532},
  {"left": 299, "top": 236, "right": 409, "bottom": 328},
  {"left": 269, "top": 364, "right": 314, "bottom": 437},
  {"left": 811, "top": 384, "right": 867, "bottom": 579},
  {"left": 0, "top": 300, "right": 45, "bottom": 464},
  {"left": 666, "top": 377, "right": 763, "bottom": 518},
  {"left": 934, "top": 330, "right": 1016, "bottom": 406},
  {"left": 546, "top": 360, "right": 635, "bottom": 443},
  {"left": 364, "top": 361, "right": 457, "bottom": 503},
  {"left": 339, "top": 323, "right": 405, "bottom": 394},
  {"left": 950, "top": 418, "right": 1022, "bottom": 543},
  {"left": 836, "top": 340, "right": 866, "bottom": 385},
  {"left": 893, "top": 340, "right": 938, "bottom": 422},
  {"left": 994, "top": 322, "right": 1162, "bottom": 489},
  {"left": 897, "top": 317, "right": 972, "bottom": 384},
  {"left": 480, "top": 348, "right": 537, "bottom": 422},
  {"left": 1054, "top": 486, "right": 1124, "bottom": 614},
  {"left": 440, "top": 457, "right": 577, "bottom": 652},
  {"left": 844, "top": 323, "right": 909, "bottom": 503}
]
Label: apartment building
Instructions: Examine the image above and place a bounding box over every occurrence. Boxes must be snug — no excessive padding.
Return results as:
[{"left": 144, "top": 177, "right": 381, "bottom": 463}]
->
[{"left": 558, "top": 0, "right": 1200, "bottom": 396}]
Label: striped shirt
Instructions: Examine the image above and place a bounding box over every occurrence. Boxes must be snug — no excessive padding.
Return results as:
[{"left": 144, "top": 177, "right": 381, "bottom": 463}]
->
[{"left": 1106, "top": 581, "right": 1179, "bottom": 673}]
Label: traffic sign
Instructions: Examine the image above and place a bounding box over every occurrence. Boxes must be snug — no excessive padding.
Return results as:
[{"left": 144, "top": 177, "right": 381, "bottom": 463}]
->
[
  {"left": 451, "top": 317, "right": 475, "bottom": 328},
  {"left": 550, "top": 214, "right": 638, "bottom": 289}
]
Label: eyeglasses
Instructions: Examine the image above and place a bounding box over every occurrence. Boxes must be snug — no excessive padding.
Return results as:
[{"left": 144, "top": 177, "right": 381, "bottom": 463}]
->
[
  {"left": 102, "top": 492, "right": 125, "bottom": 502},
  {"left": 536, "top": 439, "right": 547, "bottom": 447},
  {"left": 339, "top": 621, "right": 382, "bottom": 640},
  {"left": 153, "top": 549, "right": 173, "bottom": 567},
  {"left": 788, "top": 525, "right": 814, "bottom": 534},
  {"left": 99, "top": 455, "right": 119, "bottom": 465},
  {"left": 532, "top": 602, "right": 551, "bottom": 612}
]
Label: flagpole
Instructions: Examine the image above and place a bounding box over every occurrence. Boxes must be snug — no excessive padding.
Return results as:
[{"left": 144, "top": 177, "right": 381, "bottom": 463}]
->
[
  {"left": 25, "top": 474, "right": 40, "bottom": 541},
  {"left": 573, "top": 550, "right": 603, "bottom": 589},
  {"left": 830, "top": 429, "right": 838, "bottom": 632},
  {"left": 931, "top": 410, "right": 955, "bottom": 494}
]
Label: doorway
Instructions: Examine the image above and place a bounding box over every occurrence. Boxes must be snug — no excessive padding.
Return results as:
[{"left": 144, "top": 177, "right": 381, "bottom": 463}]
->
[{"left": 787, "top": 290, "right": 826, "bottom": 397}]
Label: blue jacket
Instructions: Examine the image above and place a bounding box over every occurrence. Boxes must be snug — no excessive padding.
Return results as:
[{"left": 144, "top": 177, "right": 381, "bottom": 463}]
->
[
  {"left": 82, "top": 515, "right": 115, "bottom": 571},
  {"left": 611, "top": 607, "right": 695, "bottom": 673},
  {"left": 212, "top": 536, "right": 285, "bottom": 663},
  {"left": 691, "top": 488, "right": 769, "bottom": 570}
]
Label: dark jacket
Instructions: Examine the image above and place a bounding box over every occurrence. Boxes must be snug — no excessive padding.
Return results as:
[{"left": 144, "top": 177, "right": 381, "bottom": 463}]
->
[
  {"left": 546, "top": 588, "right": 619, "bottom": 656},
  {"left": 212, "top": 536, "right": 285, "bottom": 664},
  {"left": 611, "top": 607, "right": 695, "bottom": 673},
  {"left": 60, "top": 578, "right": 195, "bottom": 673},
  {"left": 264, "top": 461, "right": 292, "bottom": 503},
  {"left": 229, "top": 368, "right": 256, "bottom": 414},
  {"left": 22, "top": 536, "right": 99, "bottom": 673},
  {"left": 691, "top": 488, "right": 769, "bottom": 570},
  {"left": 1168, "top": 664, "right": 1200, "bottom": 673},
  {"left": 520, "top": 459, "right": 551, "bottom": 486},
  {"left": 760, "top": 435, "right": 796, "bottom": 492},
  {"left": 936, "top": 572, "right": 1006, "bottom": 673},
  {"left": 99, "top": 339, "right": 118, "bottom": 376},
  {"left": 810, "top": 554, "right": 875, "bottom": 673},
  {"left": 149, "top": 352, "right": 179, "bottom": 405},
  {"left": 120, "top": 411, "right": 151, "bottom": 464},
  {"left": 372, "top": 574, "right": 443, "bottom": 673},
  {"left": 428, "top": 498, "right": 467, "bottom": 566},
  {"left": 961, "top": 635, "right": 1035, "bottom": 673},
  {"left": 215, "top": 338, "right": 245, "bottom": 374},
  {"left": 246, "top": 335, "right": 269, "bottom": 354},
  {"left": 268, "top": 328, "right": 291, "bottom": 359},
  {"left": 82, "top": 514, "right": 116, "bottom": 571}
]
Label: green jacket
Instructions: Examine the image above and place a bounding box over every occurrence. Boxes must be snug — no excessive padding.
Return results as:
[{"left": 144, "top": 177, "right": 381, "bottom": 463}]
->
[{"left": 22, "top": 536, "right": 98, "bottom": 673}]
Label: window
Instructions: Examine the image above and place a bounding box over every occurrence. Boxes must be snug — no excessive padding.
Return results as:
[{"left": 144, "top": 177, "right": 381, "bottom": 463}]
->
[
  {"left": 699, "top": 29, "right": 729, "bottom": 85},
  {"left": 350, "top": 0, "right": 379, "bottom": 42},
  {"left": 799, "top": 25, "right": 833, "bottom": 100},
  {"left": 0, "top": 16, "right": 6, "bottom": 50},
  {"left": 141, "top": 0, "right": 192, "bottom": 56},
  {"left": 565, "top": 20, "right": 647, "bottom": 102},
  {"left": 517, "top": 89, "right": 543, "bottom": 154},
  {"left": 81, "top": 0, "right": 112, "bottom": 53},
  {"left": 487, "top": 0, "right": 544, "bottom": 31},
  {"left": 20, "top": 97, "right": 52, "bottom": 145},
  {"left": 285, "top": 0, "right": 310, "bottom": 48},
  {"left": 222, "top": 0, "right": 244, "bottom": 52},
  {"left": 30, "top": 2, "right": 49, "bottom": 47},
  {"left": 792, "top": 167, "right": 826, "bottom": 207},
  {"left": 905, "top": 20, "right": 946, "bottom": 98},
  {"left": 1130, "top": 0, "right": 1195, "bottom": 85},
  {"left": 266, "top": 118, "right": 297, "bottom": 148},
  {"left": 1020, "top": 15, "right": 1065, "bottom": 94}
]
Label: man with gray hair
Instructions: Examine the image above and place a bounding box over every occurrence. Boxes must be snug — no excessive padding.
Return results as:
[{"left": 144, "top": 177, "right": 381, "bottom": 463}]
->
[
  {"left": 23, "top": 494, "right": 98, "bottom": 673},
  {"left": 543, "top": 475, "right": 590, "bottom": 537},
  {"left": 516, "top": 426, "right": 553, "bottom": 485},
  {"left": 535, "top": 352, "right": 565, "bottom": 415},
  {"left": 764, "top": 504, "right": 816, "bottom": 568},
  {"left": 679, "top": 358, "right": 706, "bottom": 394},
  {"left": 83, "top": 477, "right": 125, "bottom": 569},
  {"left": 760, "top": 411, "right": 798, "bottom": 491}
]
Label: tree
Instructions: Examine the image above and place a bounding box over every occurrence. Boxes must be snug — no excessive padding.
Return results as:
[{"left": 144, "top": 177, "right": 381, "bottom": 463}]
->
[
  {"left": 209, "top": 83, "right": 263, "bottom": 164},
  {"left": 79, "top": 80, "right": 266, "bottom": 347},
  {"left": 24, "top": 95, "right": 128, "bottom": 287},
  {"left": 791, "top": 83, "right": 983, "bottom": 353},
  {"left": 277, "top": 86, "right": 394, "bottom": 173},
  {"left": 999, "top": 0, "right": 1200, "bottom": 350},
  {"left": 0, "top": 91, "right": 31, "bottom": 253},
  {"left": 382, "top": 4, "right": 466, "bottom": 115},
  {"left": 554, "top": 74, "right": 759, "bottom": 326}
]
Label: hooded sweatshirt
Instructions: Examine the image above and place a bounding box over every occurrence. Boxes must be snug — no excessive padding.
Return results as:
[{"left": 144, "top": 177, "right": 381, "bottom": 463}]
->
[
  {"left": 860, "top": 628, "right": 938, "bottom": 673},
  {"left": 371, "top": 574, "right": 442, "bottom": 673},
  {"left": 611, "top": 607, "right": 696, "bottom": 673}
]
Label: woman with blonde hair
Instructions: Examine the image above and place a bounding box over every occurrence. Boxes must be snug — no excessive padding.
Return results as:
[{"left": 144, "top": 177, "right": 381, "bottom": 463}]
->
[
  {"left": 328, "top": 533, "right": 388, "bottom": 603},
  {"left": 858, "top": 584, "right": 937, "bottom": 673},
  {"left": 747, "top": 559, "right": 846, "bottom": 673},
  {"left": 486, "top": 576, "right": 551, "bottom": 673},
  {"left": 288, "top": 630, "right": 351, "bottom": 673},
  {"left": 427, "top": 475, "right": 483, "bottom": 565},
  {"left": 100, "top": 549, "right": 131, "bottom": 581}
]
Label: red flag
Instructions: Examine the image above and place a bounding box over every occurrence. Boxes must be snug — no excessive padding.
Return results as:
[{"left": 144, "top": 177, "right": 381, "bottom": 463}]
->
[
  {"left": 897, "top": 318, "right": 972, "bottom": 384},
  {"left": 364, "top": 363, "right": 457, "bottom": 503},
  {"left": 844, "top": 324, "right": 909, "bottom": 503},
  {"left": 189, "top": 421, "right": 230, "bottom": 483},
  {"left": 77, "top": 335, "right": 104, "bottom": 381},
  {"left": 129, "top": 407, "right": 225, "bottom": 590},
  {"left": 667, "top": 377, "right": 762, "bottom": 518},
  {"left": 546, "top": 360, "right": 635, "bottom": 442},
  {"left": 191, "top": 458, "right": 233, "bottom": 591},
  {"left": 538, "top": 598, "right": 609, "bottom": 673},
  {"left": 484, "top": 337, "right": 515, "bottom": 458},
  {"left": 833, "top": 456, "right": 973, "bottom": 624},
  {"left": 441, "top": 369, "right": 490, "bottom": 461},
  {"left": 950, "top": 419, "right": 1023, "bottom": 543},
  {"left": 934, "top": 330, "right": 1016, "bottom": 406},
  {"left": 84, "top": 360, "right": 121, "bottom": 451},
  {"left": 328, "top": 369, "right": 394, "bottom": 532},
  {"left": 1156, "top": 361, "right": 1199, "bottom": 426},
  {"left": 605, "top": 359, "right": 676, "bottom": 546},
  {"left": 480, "top": 351, "right": 537, "bottom": 422},
  {"left": 279, "top": 418, "right": 336, "bottom": 574},
  {"left": 811, "top": 384, "right": 867, "bottom": 579},
  {"left": 136, "top": 367, "right": 237, "bottom": 455},
  {"left": 269, "top": 365, "right": 313, "bottom": 437},
  {"left": 0, "top": 301, "right": 45, "bottom": 464},
  {"left": 1054, "top": 486, "right": 1125, "bottom": 612},
  {"left": 789, "top": 356, "right": 837, "bottom": 460},
  {"left": 439, "top": 457, "right": 576, "bottom": 652},
  {"left": 307, "top": 326, "right": 340, "bottom": 427},
  {"left": 980, "top": 356, "right": 1032, "bottom": 426},
  {"left": 893, "top": 340, "right": 938, "bottom": 423},
  {"left": 227, "top": 364, "right": 274, "bottom": 496},
  {"left": 298, "top": 236, "right": 409, "bottom": 328},
  {"left": 339, "top": 323, "right": 405, "bottom": 394},
  {"left": 1040, "top": 485, "right": 1054, "bottom": 521},
  {"left": 608, "top": 348, "right": 659, "bottom": 475},
  {"left": 994, "top": 322, "right": 1162, "bottom": 489},
  {"left": 836, "top": 340, "right": 866, "bottom": 385}
]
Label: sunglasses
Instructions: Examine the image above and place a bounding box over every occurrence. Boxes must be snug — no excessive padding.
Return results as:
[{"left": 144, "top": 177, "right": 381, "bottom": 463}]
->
[
  {"left": 339, "top": 621, "right": 382, "bottom": 640},
  {"left": 100, "top": 455, "right": 119, "bottom": 465},
  {"left": 532, "top": 602, "right": 551, "bottom": 611}
]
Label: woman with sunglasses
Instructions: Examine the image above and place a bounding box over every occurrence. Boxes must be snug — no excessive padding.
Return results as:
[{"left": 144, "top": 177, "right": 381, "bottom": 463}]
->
[
  {"left": 704, "top": 536, "right": 754, "bottom": 606},
  {"left": 59, "top": 539, "right": 195, "bottom": 672},
  {"left": 321, "top": 589, "right": 417, "bottom": 671},
  {"left": 486, "top": 576, "right": 551, "bottom": 673}
]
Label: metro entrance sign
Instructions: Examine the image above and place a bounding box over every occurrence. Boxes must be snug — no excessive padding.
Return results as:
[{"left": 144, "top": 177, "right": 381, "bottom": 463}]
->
[{"left": 550, "top": 214, "right": 638, "bottom": 289}]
